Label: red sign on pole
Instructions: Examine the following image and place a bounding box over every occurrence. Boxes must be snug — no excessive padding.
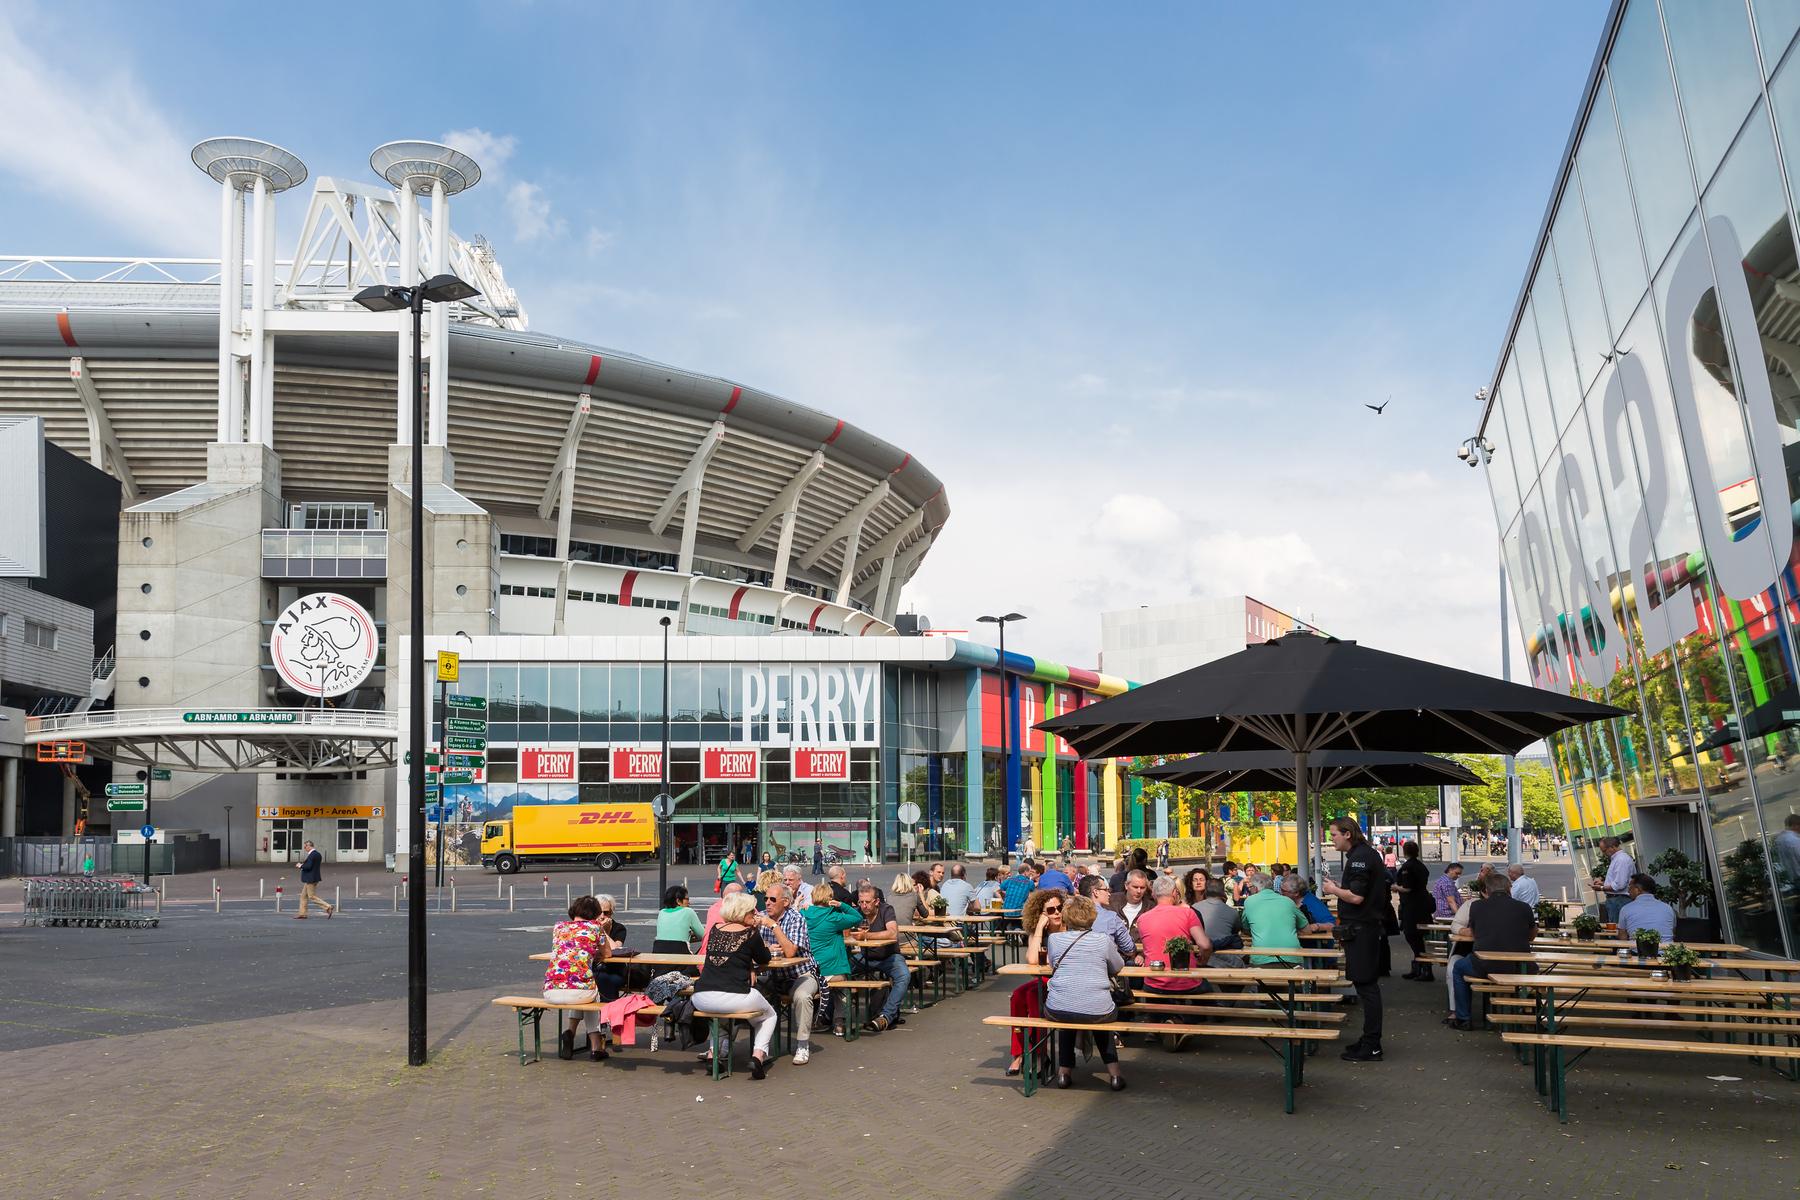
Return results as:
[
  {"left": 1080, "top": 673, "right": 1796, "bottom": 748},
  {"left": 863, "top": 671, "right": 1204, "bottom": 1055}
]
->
[
  {"left": 701, "top": 745, "right": 760, "bottom": 783},
  {"left": 611, "top": 745, "right": 663, "bottom": 782},
  {"left": 792, "top": 746, "right": 851, "bottom": 782},
  {"left": 519, "top": 745, "right": 579, "bottom": 783}
]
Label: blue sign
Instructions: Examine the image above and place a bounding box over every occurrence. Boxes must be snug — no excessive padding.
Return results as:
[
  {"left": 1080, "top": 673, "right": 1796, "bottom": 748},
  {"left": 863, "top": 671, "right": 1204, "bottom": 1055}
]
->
[{"left": 140, "top": 824, "right": 156, "bottom": 839}]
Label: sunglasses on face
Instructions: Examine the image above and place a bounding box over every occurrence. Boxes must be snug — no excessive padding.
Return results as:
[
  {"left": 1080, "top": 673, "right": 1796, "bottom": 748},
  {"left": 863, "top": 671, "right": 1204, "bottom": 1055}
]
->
[{"left": 1044, "top": 905, "right": 1063, "bottom": 914}]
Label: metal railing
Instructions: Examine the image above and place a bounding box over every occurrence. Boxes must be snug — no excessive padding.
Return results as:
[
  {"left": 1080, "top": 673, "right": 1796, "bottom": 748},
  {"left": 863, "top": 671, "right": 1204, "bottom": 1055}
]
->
[
  {"left": 92, "top": 645, "right": 115, "bottom": 681},
  {"left": 26, "top": 706, "right": 397, "bottom": 739}
]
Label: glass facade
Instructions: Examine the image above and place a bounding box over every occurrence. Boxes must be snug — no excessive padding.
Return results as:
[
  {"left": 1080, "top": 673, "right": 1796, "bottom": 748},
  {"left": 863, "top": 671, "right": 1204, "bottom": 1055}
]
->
[{"left": 1485, "top": 0, "right": 1800, "bottom": 956}]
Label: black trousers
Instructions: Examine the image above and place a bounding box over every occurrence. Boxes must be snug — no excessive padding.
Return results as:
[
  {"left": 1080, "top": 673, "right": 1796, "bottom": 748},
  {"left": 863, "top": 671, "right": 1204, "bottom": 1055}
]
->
[
  {"left": 1353, "top": 979, "right": 1383, "bottom": 1046},
  {"left": 1043, "top": 1005, "right": 1119, "bottom": 1068},
  {"left": 1342, "top": 923, "right": 1385, "bottom": 1048}
]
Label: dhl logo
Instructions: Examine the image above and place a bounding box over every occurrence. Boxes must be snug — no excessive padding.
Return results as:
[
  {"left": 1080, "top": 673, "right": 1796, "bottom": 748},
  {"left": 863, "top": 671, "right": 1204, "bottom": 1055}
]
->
[{"left": 574, "top": 811, "right": 643, "bottom": 825}]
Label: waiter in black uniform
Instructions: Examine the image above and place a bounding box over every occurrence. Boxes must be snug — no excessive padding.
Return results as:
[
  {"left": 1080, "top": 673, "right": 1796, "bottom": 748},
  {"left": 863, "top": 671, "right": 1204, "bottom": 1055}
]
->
[{"left": 1318, "top": 816, "right": 1388, "bottom": 1061}]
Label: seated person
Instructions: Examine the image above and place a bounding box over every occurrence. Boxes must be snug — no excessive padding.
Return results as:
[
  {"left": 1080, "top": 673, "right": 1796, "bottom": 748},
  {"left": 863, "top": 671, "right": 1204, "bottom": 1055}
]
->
[
  {"left": 1193, "top": 879, "right": 1244, "bottom": 958},
  {"left": 544, "top": 894, "right": 611, "bottom": 1062},
  {"left": 1448, "top": 873, "right": 1536, "bottom": 1030},
  {"left": 654, "top": 884, "right": 706, "bottom": 954},
  {"left": 1136, "top": 876, "right": 1212, "bottom": 996},
  {"left": 1617, "top": 872, "right": 1677, "bottom": 941},
  {"left": 1242, "top": 871, "right": 1330, "bottom": 966}
]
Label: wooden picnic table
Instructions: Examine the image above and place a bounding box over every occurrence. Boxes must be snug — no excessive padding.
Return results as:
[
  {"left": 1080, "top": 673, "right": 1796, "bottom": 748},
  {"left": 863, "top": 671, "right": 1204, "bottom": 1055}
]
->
[
  {"left": 1486, "top": 971, "right": 1800, "bottom": 1120},
  {"left": 997, "top": 962, "right": 1344, "bottom": 984},
  {"left": 1235, "top": 944, "right": 1343, "bottom": 960},
  {"left": 528, "top": 951, "right": 804, "bottom": 968}
]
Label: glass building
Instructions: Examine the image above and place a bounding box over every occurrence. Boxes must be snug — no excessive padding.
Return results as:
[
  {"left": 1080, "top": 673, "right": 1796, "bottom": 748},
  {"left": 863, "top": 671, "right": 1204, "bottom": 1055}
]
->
[{"left": 1478, "top": 0, "right": 1800, "bottom": 955}]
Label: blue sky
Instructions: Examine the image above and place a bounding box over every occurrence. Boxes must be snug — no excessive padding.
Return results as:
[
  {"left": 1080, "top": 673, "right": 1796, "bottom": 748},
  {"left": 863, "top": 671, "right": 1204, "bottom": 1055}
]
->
[{"left": 0, "top": 0, "right": 1609, "bottom": 672}]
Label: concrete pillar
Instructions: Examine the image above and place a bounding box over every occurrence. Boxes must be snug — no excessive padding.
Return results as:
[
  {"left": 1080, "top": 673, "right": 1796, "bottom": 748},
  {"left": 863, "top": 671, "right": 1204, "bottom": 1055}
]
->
[
  {"left": 1, "top": 757, "right": 18, "bottom": 837},
  {"left": 62, "top": 771, "right": 77, "bottom": 835}
]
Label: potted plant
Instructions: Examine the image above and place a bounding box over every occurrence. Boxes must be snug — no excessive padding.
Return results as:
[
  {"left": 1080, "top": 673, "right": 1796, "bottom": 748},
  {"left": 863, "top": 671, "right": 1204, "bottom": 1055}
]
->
[
  {"left": 1534, "top": 900, "right": 1563, "bottom": 930},
  {"left": 930, "top": 896, "right": 949, "bottom": 917},
  {"left": 1647, "top": 848, "right": 1720, "bottom": 943},
  {"left": 1661, "top": 942, "right": 1701, "bottom": 982},
  {"left": 1571, "top": 913, "right": 1602, "bottom": 942},
  {"left": 1634, "top": 927, "right": 1662, "bottom": 960},
  {"left": 1165, "top": 935, "right": 1194, "bottom": 970}
]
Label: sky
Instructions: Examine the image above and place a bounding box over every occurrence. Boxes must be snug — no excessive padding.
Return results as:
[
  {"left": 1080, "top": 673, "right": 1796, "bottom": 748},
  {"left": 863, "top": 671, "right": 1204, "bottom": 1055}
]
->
[{"left": 0, "top": 0, "right": 1611, "bottom": 676}]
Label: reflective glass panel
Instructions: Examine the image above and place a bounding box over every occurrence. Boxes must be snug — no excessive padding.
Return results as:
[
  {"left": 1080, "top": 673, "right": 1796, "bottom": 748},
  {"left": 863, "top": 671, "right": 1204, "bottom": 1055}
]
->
[
  {"left": 488, "top": 664, "right": 519, "bottom": 724},
  {"left": 1754, "top": 0, "right": 1800, "bottom": 65},
  {"left": 579, "top": 666, "right": 609, "bottom": 723},
  {"left": 1533, "top": 257, "right": 1585, "bottom": 433},
  {"left": 1610, "top": 0, "right": 1699, "bottom": 269},
  {"left": 1662, "top": 0, "right": 1762, "bottom": 186},
  {"left": 517, "top": 665, "right": 548, "bottom": 722},
  {"left": 1513, "top": 308, "right": 1560, "bottom": 471},
  {"left": 610, "top": 665, "right": 639, "bottom": 721},
  {"left": 549, "top": 664, "right": 579, "bottom": 724},
  {"left": 1579, "top": 80, "right": 1651, "bottom": 324},
  {"left": 1552, "top": 197, "right": 1613, "bottom": 393},
  {"left": 1485, "top": 388, "right": 1524, "bottom": 526}
]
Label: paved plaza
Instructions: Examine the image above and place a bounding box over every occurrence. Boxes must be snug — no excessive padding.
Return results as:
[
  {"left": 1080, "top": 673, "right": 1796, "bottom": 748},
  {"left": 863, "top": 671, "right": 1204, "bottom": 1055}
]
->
[{"left": 2, "top": 867, "right": 1794, "bottom": 1200}]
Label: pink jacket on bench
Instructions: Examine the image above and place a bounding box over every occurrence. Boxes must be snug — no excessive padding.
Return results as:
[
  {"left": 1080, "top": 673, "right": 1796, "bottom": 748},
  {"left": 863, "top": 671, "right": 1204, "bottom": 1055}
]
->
[{"left": 598, "top": 993, "right": 657, "bottom": 1045}]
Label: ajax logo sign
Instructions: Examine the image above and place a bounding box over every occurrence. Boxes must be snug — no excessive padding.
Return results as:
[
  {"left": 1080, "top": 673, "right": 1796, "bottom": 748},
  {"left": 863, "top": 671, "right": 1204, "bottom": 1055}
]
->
[{"left": 269, "top": 592, "right": 379, "bottom": 697}]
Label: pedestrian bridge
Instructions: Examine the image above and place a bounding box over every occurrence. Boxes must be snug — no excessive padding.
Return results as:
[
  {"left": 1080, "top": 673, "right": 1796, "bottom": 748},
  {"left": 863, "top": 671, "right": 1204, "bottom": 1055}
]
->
[{"left": 25, "top": 707, "right": 399, "bottom": 773}]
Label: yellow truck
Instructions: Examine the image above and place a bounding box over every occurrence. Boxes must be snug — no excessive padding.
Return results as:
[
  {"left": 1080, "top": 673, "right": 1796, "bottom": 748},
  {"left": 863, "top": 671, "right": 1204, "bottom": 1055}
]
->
[{"left": 480, "top": 803, "right": 658, "bottom": 874}]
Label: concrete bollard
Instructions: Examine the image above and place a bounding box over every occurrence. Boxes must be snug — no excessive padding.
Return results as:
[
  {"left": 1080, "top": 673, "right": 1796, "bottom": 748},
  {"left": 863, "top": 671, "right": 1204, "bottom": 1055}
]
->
[
  {"left": 498, "top": 874, "right": 504, "bottom": 900},
  {"left": 565, "top": 882, "right": 572, "bottom": 910},
  {"left": 334, "top": 885, "right": 341, "bottom": 912},
  {"left": 274, "top": 885, "right": 282, "bottom": 913},
  {"left": 450, "top": 880, "right": 457, "bottom": 913},
  {"left": 508, "top": 885, "right": 515, "bottom": 913},
  {"left": 393, "top": 884, "right": 399, "bottom": 913},
  {"left": 214, "top": 884, "right": 221, "bottom": 914},
  {"left": 155, "top": 889, "right": 162, "bottom": 915},
  {"left": 355, "top": 876, "right": 361, "bottom": 899},
  {"left": 589, "top": 875, "right": 595, "bottom": 897},
  {"left": 211, "top": 875, "right": 217, "bottom": 898},
  {"left": 543, "top": 875, "right": 549, "bottom": 898},
  {"left": 260, "top": 878, "right": 265, "bottom": 899}
]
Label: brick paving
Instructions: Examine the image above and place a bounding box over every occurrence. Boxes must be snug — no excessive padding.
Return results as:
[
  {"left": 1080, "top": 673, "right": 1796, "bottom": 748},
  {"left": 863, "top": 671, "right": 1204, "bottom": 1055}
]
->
[{"left": 3, "top": 904, "right": 1797, "bottom": 1199}]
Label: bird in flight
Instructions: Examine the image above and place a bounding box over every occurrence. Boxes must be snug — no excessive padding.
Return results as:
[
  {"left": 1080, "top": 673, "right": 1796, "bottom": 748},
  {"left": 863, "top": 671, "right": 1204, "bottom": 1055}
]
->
[{"left": 1365, "top": 397, "right": 1389, "bottom": 415}]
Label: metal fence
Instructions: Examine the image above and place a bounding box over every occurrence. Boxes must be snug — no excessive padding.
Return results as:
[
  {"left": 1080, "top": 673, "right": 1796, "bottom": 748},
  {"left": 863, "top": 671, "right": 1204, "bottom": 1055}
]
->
[{"left": 0, "top": 837, "right": 220, "bottom": 878}]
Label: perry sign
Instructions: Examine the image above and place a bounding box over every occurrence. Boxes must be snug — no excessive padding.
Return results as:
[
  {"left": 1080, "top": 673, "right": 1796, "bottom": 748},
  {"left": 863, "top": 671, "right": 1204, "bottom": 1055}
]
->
[
  {"left": 701, "top": 745, "right": 760, "bottom": 783},
  {"left": 269, "top": 592, "right": 379, "bottom": 697},
  {"left": 611, "top": 745, "right": 663, "bottom": 782},
  {"left": 792, "top": 746, "right": 851, "bottom": 782},
  {"left": 519, "top": 745, "right": 579, "bottom": 783},
  {"left": 739, "top": 664, "right": 879, "bottom": 746}
]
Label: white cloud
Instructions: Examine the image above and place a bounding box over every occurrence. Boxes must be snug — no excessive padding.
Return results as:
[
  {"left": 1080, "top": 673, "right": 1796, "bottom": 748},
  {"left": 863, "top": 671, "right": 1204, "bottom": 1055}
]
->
[
  {"left": 0, "top": 9, "right": 213, "bottom": 252},
  {"left": 440, "top": 128, "right": 517, "bottom": 176},
  {"left": 1067, "top": 372, "right": 1108, "bottom": 394},
  {"left": 505, "top": 180, "right": 565, "bottom": 242},
  {"left": 1093, "top": 493, "right": 1182, "bottom": 546},
  {"left": 584, "top": 225, "right": 616, "bottom": 255}
]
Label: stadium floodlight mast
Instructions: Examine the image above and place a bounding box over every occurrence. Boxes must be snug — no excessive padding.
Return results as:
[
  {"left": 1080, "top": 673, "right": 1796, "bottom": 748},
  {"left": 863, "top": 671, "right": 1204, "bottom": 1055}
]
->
[
  {"left": 977, "top": 613, "right": 1026, "bottom": 858},
  {"left": 355, "top": 270, "right": 478, "bottom": 1070}
]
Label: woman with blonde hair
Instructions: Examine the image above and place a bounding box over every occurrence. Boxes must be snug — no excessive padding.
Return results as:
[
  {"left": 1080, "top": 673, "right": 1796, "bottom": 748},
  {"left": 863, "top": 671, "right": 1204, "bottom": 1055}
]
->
[
  {"left": 753, "top": 868, "right": 781, "bottom": 911},
  {"left": 1044, "top": 893, "right": 1127, "bottom": 1090},
  {"left": 804, "top": 881, "right": 864, "bottom": 1036},
  {"left": 693, "top": 890, "right": 794, "bottom": 1079}
]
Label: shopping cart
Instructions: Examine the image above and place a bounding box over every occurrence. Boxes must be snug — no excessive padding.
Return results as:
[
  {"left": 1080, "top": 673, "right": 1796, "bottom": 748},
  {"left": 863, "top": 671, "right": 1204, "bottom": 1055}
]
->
[{"left": 20, "top": 876, "right": 159, "bottom": 928}]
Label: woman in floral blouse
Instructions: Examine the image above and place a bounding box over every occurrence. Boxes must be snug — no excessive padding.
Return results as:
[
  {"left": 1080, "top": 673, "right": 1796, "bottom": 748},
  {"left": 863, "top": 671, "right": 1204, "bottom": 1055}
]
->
[{"left": 544, "top": 894, "right": 612, "bottom": 1061}]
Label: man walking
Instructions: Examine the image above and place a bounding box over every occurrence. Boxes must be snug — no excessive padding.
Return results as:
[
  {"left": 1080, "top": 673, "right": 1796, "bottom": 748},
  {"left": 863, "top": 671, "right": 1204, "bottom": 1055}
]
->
[
  {"left": 1319, "top": 817, "right": 1389, "bottom": 1062},
  {"left": 294, "top": 840, "right": 334, "bottom": 919}
]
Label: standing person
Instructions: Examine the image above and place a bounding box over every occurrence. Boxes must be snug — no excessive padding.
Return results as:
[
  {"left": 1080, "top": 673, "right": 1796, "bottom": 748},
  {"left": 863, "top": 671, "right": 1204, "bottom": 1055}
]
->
[
  {"left": 1394, "top": 841, "right": 1434, "bottom": 981},
  {"left": 758, "top": 850, "right": 775, "bottom": 875},
  {"left": 1590, "top": 836, "right": 1635, "bottom": 924},
  {"left": 716, "top": 848, "right": 740, "bottom": 895},
  {"left": 812, "top": 842, "right": 824, "bottom": 878},
  {"left": 1318, "top": 817, "right": 1390, "bottom": 1063},
  {"left": 1061, "top": 835, "right": 1074, "bottom": 867},
  {"left": 1156, "top": 837, "right": 1170, "bottom": 873},
  {"left": 293, "top": 840, "right": 334, "bottom": 919}
]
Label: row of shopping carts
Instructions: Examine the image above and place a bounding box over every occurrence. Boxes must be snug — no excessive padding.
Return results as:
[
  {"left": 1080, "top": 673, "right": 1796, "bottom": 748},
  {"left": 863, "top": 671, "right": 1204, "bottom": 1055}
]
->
[{"left": 20, "top": 876, "right": 160, "bottom": 928}]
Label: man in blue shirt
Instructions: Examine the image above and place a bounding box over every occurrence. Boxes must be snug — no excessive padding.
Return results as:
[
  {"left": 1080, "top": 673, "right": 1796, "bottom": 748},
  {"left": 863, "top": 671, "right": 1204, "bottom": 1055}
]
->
[
  {"left": 998, "top": 863, "right": 1036, "bottom": 917},
  {"left": 1289, "top": 875, "right": 1335, "bottom": 928},
  {"left": 1618, "top": 872, "right": 1677, "bottom": 941},
  {"left": 937, "top": 862, "right": 978, "bottom": 916},
  {"left": 1036, "top": 858, "right": 1074, "bottom": 893}
]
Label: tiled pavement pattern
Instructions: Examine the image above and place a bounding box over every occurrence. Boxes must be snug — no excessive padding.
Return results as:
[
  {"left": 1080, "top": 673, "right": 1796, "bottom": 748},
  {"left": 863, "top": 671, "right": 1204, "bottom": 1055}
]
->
[{"left": 3, "top": 894, "right": 1792, "bottom": 1198}]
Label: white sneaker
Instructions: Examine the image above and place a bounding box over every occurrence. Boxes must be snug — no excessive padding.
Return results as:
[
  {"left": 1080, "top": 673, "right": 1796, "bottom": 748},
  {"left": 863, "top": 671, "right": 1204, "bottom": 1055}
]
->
[{"left": 793, "top": 1047, "right": 811, "bottom": 1065}]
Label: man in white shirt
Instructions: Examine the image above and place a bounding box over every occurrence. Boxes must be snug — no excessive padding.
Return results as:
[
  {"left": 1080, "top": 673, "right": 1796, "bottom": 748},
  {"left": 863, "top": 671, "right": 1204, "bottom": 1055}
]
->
[
  {"left": 781, "top": 865, "right": 812, "bottom": 909},
  {"left": 1589, "top": 837, "right": 1634, "bottom": 924},
  {"left": 1506, "top": 864, "right": 1541, "bottom": 910},
  {"left": 1108, "top": 869, "right": 1151, "bottom": 931}
]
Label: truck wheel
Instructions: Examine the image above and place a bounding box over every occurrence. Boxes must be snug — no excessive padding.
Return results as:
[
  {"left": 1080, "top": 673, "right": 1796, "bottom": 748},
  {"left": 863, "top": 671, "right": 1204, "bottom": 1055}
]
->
[
  {"left": 595, "top": 853, "right": 621, "bottom": 872},
  {"left": 494, "top": 853, "right": 520, "bottom": 875}
]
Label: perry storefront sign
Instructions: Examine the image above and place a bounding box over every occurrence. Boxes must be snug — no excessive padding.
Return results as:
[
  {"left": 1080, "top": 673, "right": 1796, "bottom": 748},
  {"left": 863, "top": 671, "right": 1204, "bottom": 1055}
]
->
[
  {"left": 519, "top": 745, "right": 579, "bottom": 783},
  {"left": 701, "top": 745, "right": 760, "bottom": 783},
  {"left": 258, "top": 805, "right": 385, "bottom": 820},
  {"left": 739, "top": 664, "right": 879, "bottom": 745},
  {"left": 611, "top": 745, "right": 662, "bottom": 781},
  {"left": 792, "top": 746, "right": 851, "bottom": 781}
]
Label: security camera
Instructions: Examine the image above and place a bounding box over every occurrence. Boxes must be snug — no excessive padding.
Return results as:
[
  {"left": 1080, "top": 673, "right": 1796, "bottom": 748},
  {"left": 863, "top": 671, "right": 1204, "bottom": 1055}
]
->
[{"left": 1456, "top": 444, "right": 1472, "bottom": 462}]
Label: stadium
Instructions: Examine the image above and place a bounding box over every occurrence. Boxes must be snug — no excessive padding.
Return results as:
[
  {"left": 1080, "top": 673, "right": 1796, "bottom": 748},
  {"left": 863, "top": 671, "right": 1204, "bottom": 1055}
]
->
[{"left": 0, "top": 139, "right": 1140, "bottom": 868}]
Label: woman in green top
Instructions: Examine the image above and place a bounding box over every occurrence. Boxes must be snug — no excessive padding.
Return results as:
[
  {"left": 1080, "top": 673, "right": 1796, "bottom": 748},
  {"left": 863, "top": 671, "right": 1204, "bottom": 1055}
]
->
[
  {"left": 654, "top": 884, "right": 707, "bottom": 953},
  {"left": 803, "top": 882, "right": 866, "bottom": 1036},
  {"left": 717, "top": 853, "right": 739, "bottom": 892}
]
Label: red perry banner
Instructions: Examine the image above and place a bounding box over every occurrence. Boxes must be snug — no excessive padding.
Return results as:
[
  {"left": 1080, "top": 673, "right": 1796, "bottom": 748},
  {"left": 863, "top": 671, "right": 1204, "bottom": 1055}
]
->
[
  {"left": 792, "top": 746, "right": 851, "bottom": 781},
  {"left": 611, "top": 745, "right": 663, "bottom": 782},
  {"left": 702, "top": 745, "right": 761, "bottom": 783},
  {"left": 519, "top": 745, "right": 579, "bottom": 783}
]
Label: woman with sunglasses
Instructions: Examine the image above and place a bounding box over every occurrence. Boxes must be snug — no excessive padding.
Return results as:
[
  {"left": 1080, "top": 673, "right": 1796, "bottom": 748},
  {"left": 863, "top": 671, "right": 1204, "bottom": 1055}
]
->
[{"left": 1004, "top": 887, "right": 1068, "bottom": 1076}]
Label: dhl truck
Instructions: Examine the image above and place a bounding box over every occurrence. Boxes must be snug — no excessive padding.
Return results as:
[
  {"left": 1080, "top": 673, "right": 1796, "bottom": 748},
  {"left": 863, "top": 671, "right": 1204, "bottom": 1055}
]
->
[{"left": 480, "top": 803, "right": 658, "bottom": 873}]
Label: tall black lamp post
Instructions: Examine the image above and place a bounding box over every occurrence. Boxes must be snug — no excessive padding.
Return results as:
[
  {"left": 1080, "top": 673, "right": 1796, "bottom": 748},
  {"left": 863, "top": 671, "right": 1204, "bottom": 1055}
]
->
[
  {"left": 658, "top": 615, "right": 673, "bottom": 901},
  {"left": 977, "top": 613, "right": 1026, "bottom": 860},
  {"left": 355, "top": 272, "right": 480, "bottom": 1069}
]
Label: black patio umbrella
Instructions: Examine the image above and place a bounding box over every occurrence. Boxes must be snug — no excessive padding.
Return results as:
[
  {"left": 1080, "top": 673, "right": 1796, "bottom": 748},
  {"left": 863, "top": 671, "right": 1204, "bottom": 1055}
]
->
[
  {"left": 1135, "top": 749, "right": 1481, "bottom": 794},
  {"left": 1041, "top": 631, "right": 1625, "bottom": 876}
]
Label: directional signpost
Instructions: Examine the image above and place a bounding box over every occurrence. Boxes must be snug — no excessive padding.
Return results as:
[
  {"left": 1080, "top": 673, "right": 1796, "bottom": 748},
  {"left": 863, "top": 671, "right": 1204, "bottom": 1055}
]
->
[
  {"left": 151, "top": 767, "right": 172, "bottom": 782},
  {"left": 433, "top": 690, "right": 486, "bottom": 886}
]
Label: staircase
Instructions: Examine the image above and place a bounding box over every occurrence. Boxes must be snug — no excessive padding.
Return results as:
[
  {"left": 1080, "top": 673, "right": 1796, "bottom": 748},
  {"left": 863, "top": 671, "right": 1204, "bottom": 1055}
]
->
[{"left": 26, "top": 648, "right": 117, "bottom": 718}]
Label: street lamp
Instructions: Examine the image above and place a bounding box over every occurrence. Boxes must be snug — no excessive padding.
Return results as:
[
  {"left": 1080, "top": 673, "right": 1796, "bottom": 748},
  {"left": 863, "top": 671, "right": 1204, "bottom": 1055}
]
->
[
  {"left": 977, "top": 613, "right": 1026, "bottom": 860},
  {"left": 658, "top": 615, "right": 673, "bottom": 904},
  {"left": 356, "top": 270, "right": 480, "bottom": 1069}
]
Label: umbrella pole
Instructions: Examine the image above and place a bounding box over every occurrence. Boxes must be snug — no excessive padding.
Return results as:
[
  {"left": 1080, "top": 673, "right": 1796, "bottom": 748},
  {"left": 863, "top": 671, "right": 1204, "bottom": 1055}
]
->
[{"left": 1294, "top": 749, "right": 1311, "bottom": 882}]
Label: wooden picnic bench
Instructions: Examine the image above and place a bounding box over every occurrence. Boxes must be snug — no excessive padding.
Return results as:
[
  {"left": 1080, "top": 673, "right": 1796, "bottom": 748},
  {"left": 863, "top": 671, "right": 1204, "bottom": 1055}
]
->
[
  {"left": 1485, "top": 972, "right": 1800, "bottom": 1121},
  {"left": 492, "top": 995, "right": 664, "bottom": 1066}
]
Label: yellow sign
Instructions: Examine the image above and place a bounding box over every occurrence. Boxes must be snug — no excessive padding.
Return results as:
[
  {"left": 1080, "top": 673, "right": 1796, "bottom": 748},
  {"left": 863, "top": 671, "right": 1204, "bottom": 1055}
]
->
[
  {"left": 436, "top": 651, "right": 460, "bottom": 682},
  {"left": 257, "top": 805, "right": 385, "bottom": 820}
]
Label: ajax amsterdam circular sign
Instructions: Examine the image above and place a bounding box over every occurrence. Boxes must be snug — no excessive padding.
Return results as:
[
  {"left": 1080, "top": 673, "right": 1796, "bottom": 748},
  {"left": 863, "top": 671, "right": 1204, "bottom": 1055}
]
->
[{"left": 270, "top": 592, "right": 379, "bottom": 697}]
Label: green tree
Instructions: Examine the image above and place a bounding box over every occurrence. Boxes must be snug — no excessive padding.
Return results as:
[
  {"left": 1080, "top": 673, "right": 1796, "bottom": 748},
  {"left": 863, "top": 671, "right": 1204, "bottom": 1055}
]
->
[{"left": 1447, "top": 754, "right": 1561, "bottom": 833}]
